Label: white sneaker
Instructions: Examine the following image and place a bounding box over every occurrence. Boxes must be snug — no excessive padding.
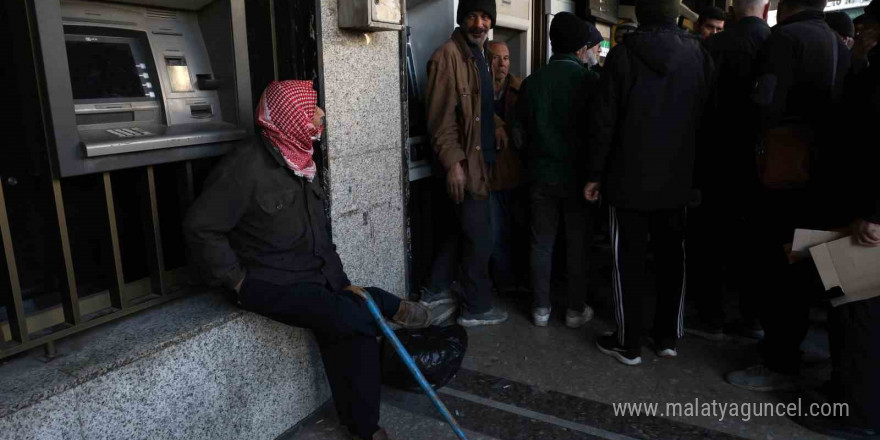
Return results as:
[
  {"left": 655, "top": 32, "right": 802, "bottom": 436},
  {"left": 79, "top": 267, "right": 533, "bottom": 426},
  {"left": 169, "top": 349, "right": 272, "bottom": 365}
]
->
[
  {"left": 532, "top": 307, "right": 551, "bottom": 327},
  {"left": 565, "top": 306, "right": 594, "bottom": 329},
  {"left": 657, "top": 348, "right": 678, "bottom": 358}
]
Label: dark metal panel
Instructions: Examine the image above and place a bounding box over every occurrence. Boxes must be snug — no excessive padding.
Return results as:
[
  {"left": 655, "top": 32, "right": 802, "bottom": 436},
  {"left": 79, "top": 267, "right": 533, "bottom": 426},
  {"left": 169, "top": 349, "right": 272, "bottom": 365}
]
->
[
  {"left": 102, "top": 172, "right": 126, "bottom": 309},
  {"left": 142, "top": 167, "right": 167, "bottom": 295},
  {"left": 52, "top": 179, "right": 82, "bottom": 325},
  {"left": 0, "top": 179, "right": 29, "bottom": 343}
]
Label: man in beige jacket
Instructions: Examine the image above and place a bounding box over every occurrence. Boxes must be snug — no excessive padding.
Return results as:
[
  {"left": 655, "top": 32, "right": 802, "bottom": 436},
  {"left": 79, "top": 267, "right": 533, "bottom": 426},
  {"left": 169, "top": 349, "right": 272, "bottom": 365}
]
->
[{"left": 419, "top": 0, "right": 510, "bottom": 327}]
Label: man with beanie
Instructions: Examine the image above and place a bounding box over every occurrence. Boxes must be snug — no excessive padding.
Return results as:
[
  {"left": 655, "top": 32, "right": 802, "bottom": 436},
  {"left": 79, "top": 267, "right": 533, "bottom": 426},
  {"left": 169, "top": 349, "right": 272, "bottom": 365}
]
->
[
  {"left": 686, "top": 0, "right": 771, "bottom": 342},
  {"left": 585, "top": 24, "right": 605, "bottom": 73},
  {"left": 725, "top": 0, "right": 852, "bottom": 392},
  {"left": 515, "top": 12, "right": 601, "bottom": 328},
  {"left": 421, "top": 0, "right": 510, "bottom": 327},
  {"left": 826, "top": 11, "right": 855, "bottom": 49},
  {"left": 584, "top": 0, "right": 714, "bottom": 365}
]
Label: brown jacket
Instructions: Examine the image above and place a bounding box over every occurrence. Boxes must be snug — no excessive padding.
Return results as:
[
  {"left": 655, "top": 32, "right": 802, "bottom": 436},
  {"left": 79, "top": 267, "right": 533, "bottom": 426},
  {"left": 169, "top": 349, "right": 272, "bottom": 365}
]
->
[
  {"left": 425, "top": 29, "right": 506, "bottom": 200},
  {"left": 490, "top": 74, "right": 522, "bottom": 191}
]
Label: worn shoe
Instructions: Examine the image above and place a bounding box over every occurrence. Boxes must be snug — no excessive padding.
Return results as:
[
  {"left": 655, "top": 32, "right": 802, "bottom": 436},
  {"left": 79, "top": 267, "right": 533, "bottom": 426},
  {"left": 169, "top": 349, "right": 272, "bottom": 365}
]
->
[
  {"left": 725, "top": 364, "right": 797, "bottom": 392},
  {"left": 596, "top": 333, "right": 642, "bottom": 366},
  {"left": 392, "top": 301, "right": 432, "bottom": 329},
  {"left": 418, "top": 286, "right": 457, "bottom": 308},
  {"left": 657, "top": 347, "right": 678, "bottom": 358},
  {"left": 791, "top": 414, "right": 879, "bottom": 440},
  {"left": 429, "top": 302, "right": 458, "bottom": 326},
  {"left": 457, "top": 307, "right": 509, "bottom": 327},
  {"left": 532, "top": 307, "right": 551, "bottom": 327},
  {"left": 565, "top": 306, "right": 594, "bottom": 329},
  {"left": 684, "top": 320, "right": 725, "bottom": 341}
]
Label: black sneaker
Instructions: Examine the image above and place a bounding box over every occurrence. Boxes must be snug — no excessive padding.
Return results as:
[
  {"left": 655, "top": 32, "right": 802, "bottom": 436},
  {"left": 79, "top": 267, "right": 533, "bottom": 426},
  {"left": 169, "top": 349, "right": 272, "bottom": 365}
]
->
[
  {"left": 457, "top": 307, "right": 509, "bottom": 327},
  {"left": 596, "top": 333, "right": 642, "bottom": 366},
  {"left": 684, "top": 320, "right": 724, "bottom": 341}
]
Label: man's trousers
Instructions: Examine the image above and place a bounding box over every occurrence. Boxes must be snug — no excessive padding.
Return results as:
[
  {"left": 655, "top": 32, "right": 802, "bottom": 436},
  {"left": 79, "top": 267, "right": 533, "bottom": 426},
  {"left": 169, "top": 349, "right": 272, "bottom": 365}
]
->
[
  {"left": 609, "top": 206, "right": 687, "bottom": 351},
  {"left": 239, "top": 278, "right": 401, "bottom": 440}
]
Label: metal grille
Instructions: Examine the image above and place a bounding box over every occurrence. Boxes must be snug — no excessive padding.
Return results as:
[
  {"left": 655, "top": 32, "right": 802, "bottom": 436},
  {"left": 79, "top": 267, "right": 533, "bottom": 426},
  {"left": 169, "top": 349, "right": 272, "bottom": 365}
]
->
[{"left": 0, "top": 162, "right": 199, "bottom": 361}]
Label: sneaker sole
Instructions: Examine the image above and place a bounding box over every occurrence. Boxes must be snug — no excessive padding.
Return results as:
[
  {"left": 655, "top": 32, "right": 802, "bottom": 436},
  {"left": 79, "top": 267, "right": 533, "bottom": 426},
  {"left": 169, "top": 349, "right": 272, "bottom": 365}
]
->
[
  {"left": 596, "top": 341, "right": 642, "bottom": 366},
  {"left": 684, "top": 328, "right": 725, "bottom": 341},
  {"left": 457, "top": 316, "right": 508, "bottom": 327},
  {"left": 419, "top": 298, "right": 457, "bottom": 308},
  {"left": 533, "top": 317, "right": 550, "bottom": 327},
  {"left": 430, "top": 306, "right": 457, "bottom": 326},
  {"left": 725, "top": 377, "right": 798, "bottom": 392}
]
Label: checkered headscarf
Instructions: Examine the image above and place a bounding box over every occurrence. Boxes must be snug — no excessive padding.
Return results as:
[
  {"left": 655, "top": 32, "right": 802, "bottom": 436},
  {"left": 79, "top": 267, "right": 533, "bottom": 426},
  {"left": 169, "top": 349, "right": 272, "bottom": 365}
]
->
[{"left": 256, "top": 80, "right": 323, "bottom": 181}]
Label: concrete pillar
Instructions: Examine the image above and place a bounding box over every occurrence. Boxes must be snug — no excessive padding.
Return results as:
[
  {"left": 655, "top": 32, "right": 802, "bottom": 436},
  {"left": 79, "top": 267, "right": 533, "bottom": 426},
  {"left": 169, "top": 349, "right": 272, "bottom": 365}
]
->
[{"left": 319, "top": 0, "right": 407, "bottom": 296}]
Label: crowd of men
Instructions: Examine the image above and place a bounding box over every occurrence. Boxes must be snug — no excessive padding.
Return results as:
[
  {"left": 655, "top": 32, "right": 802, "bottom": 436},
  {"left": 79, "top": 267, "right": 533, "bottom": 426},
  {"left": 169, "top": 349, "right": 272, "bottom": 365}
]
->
[{"left": 421, "top": 0, "right": 880, "bottom": 437}]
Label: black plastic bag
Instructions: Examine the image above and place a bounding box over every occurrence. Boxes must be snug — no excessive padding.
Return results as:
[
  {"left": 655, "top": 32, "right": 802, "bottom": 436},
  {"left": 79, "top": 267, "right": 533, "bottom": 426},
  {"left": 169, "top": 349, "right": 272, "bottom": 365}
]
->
[{"left": 380, "top": 325, "right": 468, "bottom": 392}]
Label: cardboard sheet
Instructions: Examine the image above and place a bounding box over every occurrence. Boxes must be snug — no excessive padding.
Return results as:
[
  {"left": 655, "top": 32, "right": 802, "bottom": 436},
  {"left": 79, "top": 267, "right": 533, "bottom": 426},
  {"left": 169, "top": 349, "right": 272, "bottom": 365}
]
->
[{"left": 809, "top": 236, "right": 880, "bottom": 307}]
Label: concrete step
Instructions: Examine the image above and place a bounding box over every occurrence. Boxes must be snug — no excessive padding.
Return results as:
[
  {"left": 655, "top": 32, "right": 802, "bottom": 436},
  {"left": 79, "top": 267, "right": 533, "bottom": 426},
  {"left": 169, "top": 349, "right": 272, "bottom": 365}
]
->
[{"left": 1, "top": 291, "right": 329, "bottom": 440}]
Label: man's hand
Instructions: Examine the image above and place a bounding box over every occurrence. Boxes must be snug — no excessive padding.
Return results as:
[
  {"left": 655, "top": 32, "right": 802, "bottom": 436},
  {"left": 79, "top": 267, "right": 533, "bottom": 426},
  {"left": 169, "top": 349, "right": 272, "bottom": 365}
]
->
[
  {"left": 495, "top": 127, "right": 509, "bottom": 151},
  {"left": 854, "top": 219, "right": 880, "bottom": 247},
  {"left": 343, "top": 285, "right": 368, "bottom": 300},
  {"left": 447, "top": 161, "right": 466, "bottom": 204},
  {"left": 584, "top": 182, "right": 601, "bottom": 202}
]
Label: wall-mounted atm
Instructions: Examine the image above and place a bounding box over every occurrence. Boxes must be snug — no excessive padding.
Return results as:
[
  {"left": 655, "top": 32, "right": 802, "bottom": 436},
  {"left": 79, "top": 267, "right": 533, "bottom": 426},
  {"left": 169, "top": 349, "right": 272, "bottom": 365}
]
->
[{"left": 31, "top": 0, "right": 252, "bottom": 177}]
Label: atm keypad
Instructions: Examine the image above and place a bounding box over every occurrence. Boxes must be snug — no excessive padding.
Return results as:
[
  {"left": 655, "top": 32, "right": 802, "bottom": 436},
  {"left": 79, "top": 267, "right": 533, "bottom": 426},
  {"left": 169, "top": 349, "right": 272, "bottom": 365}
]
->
[{"left": 106, "top": 127, "right": 154, "bottom": 138}]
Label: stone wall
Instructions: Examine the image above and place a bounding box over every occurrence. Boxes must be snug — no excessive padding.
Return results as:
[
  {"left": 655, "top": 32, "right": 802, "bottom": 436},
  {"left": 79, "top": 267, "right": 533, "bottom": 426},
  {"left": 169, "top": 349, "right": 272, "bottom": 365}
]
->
[{"left": 319, "top": 0, "right": 407, "bottom": 296}]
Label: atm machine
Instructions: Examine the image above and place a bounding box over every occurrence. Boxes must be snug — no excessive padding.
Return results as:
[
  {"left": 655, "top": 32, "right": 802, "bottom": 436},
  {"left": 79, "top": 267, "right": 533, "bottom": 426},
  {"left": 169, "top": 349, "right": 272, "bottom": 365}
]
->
[{"left": 31, "top": 0, "right": 252, "bottom": 177}]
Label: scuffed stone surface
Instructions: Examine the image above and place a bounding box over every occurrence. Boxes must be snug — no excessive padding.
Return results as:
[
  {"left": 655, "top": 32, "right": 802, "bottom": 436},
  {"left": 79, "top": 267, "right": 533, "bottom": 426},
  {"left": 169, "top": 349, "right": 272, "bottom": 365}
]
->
[{"left": 320, "top": 0, "right": 407, "bottom": 297}]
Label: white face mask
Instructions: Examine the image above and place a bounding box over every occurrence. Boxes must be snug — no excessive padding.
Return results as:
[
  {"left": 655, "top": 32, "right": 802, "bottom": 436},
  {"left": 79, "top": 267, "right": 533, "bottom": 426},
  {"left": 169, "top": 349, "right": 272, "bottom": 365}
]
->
[{"left": 586, "top": 49, "right": 599, "bottom": 67}]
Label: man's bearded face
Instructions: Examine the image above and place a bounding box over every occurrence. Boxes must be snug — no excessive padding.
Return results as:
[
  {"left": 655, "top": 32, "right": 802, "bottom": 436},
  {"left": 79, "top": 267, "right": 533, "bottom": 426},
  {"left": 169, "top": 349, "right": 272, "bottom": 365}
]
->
[{"left": 463, "top": 11, "right": 492, "bottom": 45}]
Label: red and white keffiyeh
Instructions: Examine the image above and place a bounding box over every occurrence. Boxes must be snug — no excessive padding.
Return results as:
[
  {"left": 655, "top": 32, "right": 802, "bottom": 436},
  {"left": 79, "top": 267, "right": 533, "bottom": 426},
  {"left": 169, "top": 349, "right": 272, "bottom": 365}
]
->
[{"left": 256, "top": 80, "right": 323, "bottom": 181}]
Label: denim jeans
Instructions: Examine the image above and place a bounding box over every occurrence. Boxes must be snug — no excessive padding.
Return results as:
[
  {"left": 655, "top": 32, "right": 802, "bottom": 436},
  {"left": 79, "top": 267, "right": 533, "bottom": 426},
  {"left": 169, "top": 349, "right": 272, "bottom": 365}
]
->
[{"left": 528, "top": 183, "right": 592, "bottom": 311}]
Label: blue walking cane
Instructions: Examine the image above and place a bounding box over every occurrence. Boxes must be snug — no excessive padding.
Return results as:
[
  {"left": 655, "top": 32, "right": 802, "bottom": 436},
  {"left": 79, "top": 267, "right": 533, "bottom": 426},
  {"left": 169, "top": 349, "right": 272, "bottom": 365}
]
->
[{"left": 361, "top": 290, "right": 470, "bottom": 440}]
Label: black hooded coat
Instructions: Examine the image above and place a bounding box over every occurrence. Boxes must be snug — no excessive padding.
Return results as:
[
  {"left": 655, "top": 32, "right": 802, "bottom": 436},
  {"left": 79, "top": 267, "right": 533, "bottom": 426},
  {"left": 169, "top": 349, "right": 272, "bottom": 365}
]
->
[{"left": 589, "top": 23, "right": 714, "bottom": 210}]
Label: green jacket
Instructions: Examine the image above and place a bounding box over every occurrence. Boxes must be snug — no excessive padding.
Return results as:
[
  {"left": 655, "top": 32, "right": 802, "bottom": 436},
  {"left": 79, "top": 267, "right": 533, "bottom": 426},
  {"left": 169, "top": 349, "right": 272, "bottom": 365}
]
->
[{"left": 515, "top": 53, "right": 599, "bottom": 186}]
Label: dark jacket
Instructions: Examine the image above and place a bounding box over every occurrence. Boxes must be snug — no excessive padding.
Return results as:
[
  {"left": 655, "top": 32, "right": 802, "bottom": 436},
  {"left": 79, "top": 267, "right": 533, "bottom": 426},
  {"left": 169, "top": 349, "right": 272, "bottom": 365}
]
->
[
  {"left": 517, "top": 53, "right": 599, "bottom": 188},
  {"left": 183, "top": 137, "right": 350, "bottom": 291},
  {"left": 490, "top": 74, "right": 523, "bottom": 191},
  {"left": 589, "top": 23, "right": 714, "bottom": 210},
  {"left": 751, "top": 10, "right": 852, "bottom": 226},
  {"left": 698, "top": 17, "right": 771, "bottom": 194},
  {"left": 752, "top": 10, "right": 850, "bottom": 144},
  {"left": 844, "top": 45, "right": 880, "bottom": 223}
]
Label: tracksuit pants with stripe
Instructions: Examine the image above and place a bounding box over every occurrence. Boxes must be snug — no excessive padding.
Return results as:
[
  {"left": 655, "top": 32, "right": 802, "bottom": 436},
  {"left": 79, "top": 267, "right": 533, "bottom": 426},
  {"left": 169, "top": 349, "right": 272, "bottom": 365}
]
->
[{"left": 609, "top": 206, "right": 687, "bottom": 351}]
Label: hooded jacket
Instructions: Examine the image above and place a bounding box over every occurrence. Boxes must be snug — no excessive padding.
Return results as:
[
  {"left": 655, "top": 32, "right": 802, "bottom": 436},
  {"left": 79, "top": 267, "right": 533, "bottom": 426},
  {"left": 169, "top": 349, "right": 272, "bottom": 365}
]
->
[{"left": 589, "top": 23, "right": 714, "bottom": 211}]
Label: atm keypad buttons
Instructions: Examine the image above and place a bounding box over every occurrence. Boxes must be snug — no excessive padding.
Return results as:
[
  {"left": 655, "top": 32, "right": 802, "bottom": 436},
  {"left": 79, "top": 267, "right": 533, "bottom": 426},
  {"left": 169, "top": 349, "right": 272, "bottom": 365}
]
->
[{"left": 106, "top": 128, "right": 153, "bottom": 138}]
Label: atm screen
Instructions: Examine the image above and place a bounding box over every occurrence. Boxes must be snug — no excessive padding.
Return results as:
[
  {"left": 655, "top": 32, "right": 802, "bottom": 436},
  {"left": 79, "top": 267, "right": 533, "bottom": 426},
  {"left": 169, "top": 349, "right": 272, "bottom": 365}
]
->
[{"left": 66, "top": 40, "right": 146, "bottom": 100}]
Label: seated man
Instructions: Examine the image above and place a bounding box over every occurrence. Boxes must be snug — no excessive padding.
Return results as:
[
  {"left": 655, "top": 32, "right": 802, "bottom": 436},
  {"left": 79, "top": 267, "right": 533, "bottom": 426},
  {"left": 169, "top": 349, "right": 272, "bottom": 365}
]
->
[{"left": 184, "top": 80, "right": 430, "bottom": 440}]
